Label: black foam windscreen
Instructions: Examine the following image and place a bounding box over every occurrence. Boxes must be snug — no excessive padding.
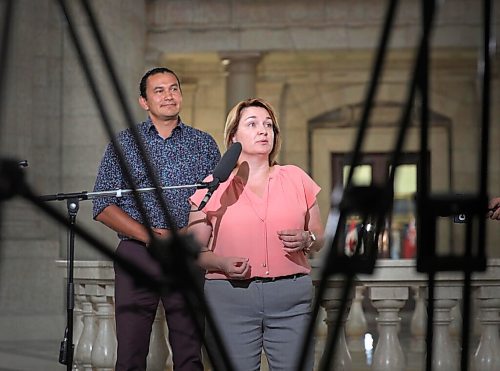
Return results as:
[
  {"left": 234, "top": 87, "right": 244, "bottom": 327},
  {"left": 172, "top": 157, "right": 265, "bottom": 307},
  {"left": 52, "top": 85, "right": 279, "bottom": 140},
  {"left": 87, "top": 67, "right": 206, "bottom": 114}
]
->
[{"left": 213, "top": 142, "right": 242, "bottom": 182}]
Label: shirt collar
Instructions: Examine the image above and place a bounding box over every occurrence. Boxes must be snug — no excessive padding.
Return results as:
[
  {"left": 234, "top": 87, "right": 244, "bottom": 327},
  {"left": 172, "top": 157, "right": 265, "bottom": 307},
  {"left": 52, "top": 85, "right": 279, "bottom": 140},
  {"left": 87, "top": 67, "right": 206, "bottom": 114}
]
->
[{"left": 146, "top": 117, "right": 185, "bottom": 136}]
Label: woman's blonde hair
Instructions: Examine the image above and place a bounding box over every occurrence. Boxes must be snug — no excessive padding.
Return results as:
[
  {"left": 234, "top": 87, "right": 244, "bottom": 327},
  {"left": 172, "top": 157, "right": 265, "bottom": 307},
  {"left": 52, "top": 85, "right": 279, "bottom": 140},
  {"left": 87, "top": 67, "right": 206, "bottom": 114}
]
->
[{"left": 223, "top": 98, "right": 281, "bottom": 166}]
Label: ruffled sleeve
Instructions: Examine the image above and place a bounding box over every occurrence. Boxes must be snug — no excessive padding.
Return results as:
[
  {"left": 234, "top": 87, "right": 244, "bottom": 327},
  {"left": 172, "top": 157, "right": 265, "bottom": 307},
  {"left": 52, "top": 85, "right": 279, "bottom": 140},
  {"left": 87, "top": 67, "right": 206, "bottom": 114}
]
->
[{"left": 279, "top": 165, "right": 321, "bottom": 209}]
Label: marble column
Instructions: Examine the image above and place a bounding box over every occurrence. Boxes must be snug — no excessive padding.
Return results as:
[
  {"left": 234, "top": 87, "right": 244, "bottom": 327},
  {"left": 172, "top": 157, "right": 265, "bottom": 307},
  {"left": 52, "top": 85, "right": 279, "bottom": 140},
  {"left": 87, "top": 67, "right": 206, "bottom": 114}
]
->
[{"left": 219, "top": 52, "right": 262, "bottom": 114}]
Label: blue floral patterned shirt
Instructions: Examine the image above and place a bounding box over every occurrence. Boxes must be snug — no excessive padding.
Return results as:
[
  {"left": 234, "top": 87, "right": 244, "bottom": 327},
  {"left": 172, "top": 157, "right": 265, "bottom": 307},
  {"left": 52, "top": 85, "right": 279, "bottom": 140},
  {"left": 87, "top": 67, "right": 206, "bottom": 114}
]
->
[{"left": 92, "top": 118, "right": 220, "bottom": 238}]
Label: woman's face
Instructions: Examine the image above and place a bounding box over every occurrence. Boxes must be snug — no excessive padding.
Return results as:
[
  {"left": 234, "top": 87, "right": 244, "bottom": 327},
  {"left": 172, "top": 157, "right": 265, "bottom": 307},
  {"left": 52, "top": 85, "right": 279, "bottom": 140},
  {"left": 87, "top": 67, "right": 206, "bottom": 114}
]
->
[{"left": 232, "top": 106, "right": 275, "bottom": 158}]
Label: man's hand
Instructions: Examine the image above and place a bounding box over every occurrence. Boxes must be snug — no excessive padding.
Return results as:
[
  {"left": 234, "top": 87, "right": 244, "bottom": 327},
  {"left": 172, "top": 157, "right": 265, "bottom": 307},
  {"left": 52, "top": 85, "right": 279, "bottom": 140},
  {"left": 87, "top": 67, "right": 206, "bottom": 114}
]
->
[{"left": 151, "top": 228, "right": 170, "bottom": 238}]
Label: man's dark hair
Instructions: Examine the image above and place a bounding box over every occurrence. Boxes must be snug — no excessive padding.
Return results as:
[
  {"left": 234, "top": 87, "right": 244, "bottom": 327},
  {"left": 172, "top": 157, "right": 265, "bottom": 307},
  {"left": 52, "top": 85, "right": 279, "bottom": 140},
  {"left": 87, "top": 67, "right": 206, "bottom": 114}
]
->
[{"left": 139, "top": 67, "right": 181, "bottom": 98}]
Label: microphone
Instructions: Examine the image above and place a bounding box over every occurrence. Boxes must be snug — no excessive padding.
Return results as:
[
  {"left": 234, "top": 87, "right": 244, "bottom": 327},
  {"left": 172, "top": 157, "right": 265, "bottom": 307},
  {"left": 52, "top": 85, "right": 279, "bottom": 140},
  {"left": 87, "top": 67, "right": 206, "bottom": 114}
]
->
[{"left": 198, "top": 142, "right": 242, "bottom": 211}]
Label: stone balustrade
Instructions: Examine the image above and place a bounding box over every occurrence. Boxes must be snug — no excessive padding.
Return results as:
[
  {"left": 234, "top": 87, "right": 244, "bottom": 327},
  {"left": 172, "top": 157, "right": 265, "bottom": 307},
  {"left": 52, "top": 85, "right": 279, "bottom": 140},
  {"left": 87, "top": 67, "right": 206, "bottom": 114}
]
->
[
  {"left": 310, "top": 258, "right": 500, "bottom": 371},
  {"left": 57, "top": 259, "right": 500, "bottom": 371}
]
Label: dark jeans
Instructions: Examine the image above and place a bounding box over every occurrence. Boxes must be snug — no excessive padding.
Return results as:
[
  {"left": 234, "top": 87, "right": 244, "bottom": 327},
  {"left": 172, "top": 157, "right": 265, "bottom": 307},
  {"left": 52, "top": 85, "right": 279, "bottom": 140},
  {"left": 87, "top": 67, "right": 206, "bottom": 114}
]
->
[{"left": 114, "top": 239, "right": 204, "bottom": 371}]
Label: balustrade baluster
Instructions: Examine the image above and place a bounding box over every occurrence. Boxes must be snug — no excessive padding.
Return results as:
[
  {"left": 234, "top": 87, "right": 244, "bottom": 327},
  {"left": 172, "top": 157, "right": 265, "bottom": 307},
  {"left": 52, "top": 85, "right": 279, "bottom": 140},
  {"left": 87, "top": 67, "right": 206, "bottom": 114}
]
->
[
  {"left": 75, "top": 295, "right": 97, "bottom": 371},
  {"left": 147, "top": 303, "right": 169, "bottom": 370},
  {"left": 472, "top": 295, "right": 482, "bottom": 340},
  {"left": 432, "top": 292, "right": 460, "bottom": 371},
  {"left": 314, "top": 307, "right": 328, "bottom": 368},
  {"left": 472, "top": 287, "right": 500, "bottom": 371},
  {"left": 370, "top": 286, "right": 407, "bottom": 371},
  {"left": 73, "top": 285, "right": 85, "bottom": 371},
  {"left": 449, "top": 301, "right": 463, "bottom": 351},
  {"left": 410, "top": 286, "right": 427, "bottom": 351},
  {"left": 346, "top": 284, "right": 370, "bottom": 370},
  {"left": 319, "top": 288, "right": 352, "bottom": 371},
  {"left": 407, "top": 285, "right": 426, "bottom": 371},
  {"left": 91, "top": 284, "right": 116, "bottom": 370},
  {"left": 164, "top": 322, "right": 174, "bottom": 370},
  {"left": 346, "top": 285, "right": 368, "bottom": 352}
]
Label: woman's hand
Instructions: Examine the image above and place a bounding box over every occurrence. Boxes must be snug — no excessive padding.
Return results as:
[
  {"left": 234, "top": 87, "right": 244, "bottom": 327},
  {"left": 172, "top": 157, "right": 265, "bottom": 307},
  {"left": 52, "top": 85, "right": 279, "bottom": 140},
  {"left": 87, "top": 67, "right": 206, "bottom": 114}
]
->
[
  {"left": 277, "top": 229, "right": 313, "bottom": 254},
  {"left": 219, "top": 256, "right": 250, "bottom": 279},
  {"left": 488, "top": 197, "right": 500, "bottom": 220}
]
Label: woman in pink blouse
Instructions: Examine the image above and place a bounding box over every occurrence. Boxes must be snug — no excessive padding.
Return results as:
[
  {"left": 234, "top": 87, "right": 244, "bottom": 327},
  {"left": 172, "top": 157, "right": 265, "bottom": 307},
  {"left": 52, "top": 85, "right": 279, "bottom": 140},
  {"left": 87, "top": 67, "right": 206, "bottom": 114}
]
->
[{"left": 188, "top": 98, "right": 324, "bottom": 371}]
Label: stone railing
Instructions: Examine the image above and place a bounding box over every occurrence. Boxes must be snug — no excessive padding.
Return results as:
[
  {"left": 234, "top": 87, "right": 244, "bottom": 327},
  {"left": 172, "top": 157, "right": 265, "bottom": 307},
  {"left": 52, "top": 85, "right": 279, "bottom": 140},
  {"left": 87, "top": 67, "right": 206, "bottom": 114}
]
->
[
  {"left": 57, "top": 259, "right": 500, "bottom": 371},
  {"left": 311, "top": 258, "right": 500, "bottom": 371}
]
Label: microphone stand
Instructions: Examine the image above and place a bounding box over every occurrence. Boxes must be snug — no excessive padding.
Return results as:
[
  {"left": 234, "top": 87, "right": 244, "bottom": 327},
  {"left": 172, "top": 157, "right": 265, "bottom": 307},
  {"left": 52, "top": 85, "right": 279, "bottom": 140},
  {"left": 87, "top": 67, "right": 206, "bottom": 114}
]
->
[
  {"left": 39, "top": 182, "right": 211, "bottom": 370},
  {"left": 59, "top": 197, "right": 79, "bottom": 369},
  {"left": 36, "top": 189, "right": 84, "bottom": 370}
]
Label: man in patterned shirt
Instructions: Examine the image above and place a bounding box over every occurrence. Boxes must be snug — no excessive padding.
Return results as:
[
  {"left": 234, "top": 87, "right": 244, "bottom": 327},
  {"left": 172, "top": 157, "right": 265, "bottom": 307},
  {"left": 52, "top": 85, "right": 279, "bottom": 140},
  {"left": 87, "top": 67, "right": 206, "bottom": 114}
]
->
[{"left": 93, "top": 67, "right": 220, "bottom": 371}]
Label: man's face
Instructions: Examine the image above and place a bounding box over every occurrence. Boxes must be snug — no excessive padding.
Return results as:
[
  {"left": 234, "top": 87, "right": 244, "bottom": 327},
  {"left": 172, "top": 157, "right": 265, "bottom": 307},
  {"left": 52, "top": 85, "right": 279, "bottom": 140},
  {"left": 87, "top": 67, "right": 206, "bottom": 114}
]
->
[{"left": 139, "top": 72, "right": 182, "bottom": 122}]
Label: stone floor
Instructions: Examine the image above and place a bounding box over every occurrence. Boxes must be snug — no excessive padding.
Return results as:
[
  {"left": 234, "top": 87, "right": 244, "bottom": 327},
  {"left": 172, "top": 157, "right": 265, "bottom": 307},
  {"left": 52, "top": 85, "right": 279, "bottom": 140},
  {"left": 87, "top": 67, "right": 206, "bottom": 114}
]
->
[
  {"left": 0, "top": 322, "right": 474, "bottom": 371},
  {"left": 0, "top": 339, "right": 400, "bottom": 371},
  {"left": 0, "top": 338, "right": 417, "bottom": 371},
  {"left": 0, "top": 340, "right": 62, "bottom": 370}
]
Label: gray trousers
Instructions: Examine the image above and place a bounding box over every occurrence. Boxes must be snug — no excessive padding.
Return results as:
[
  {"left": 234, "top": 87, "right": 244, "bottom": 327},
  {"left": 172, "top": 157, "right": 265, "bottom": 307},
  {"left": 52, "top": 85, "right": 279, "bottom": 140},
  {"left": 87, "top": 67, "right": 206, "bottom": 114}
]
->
[{"left": 204, "top": 274, "right": 315, "bottom": 371}]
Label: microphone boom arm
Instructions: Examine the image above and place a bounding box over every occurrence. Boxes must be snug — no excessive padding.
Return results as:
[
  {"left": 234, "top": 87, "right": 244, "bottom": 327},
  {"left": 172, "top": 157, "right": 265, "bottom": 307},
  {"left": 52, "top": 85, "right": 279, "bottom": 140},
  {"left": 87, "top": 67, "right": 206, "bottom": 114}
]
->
[{"left": 39, "top": 182, "right": 212, "bottom": 202}]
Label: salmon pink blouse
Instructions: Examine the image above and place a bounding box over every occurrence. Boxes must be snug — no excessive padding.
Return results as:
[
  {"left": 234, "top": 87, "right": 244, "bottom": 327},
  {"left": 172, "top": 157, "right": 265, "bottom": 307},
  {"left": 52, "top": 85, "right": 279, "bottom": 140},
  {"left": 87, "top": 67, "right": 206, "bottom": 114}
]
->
[{"left": 190, "top": 165, "right": 321, "bottom": 280}]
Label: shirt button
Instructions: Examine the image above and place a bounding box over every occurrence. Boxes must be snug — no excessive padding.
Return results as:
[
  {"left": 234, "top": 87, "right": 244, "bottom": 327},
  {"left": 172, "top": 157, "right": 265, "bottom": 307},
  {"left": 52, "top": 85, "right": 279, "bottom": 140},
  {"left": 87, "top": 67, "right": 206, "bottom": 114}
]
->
[
  {"left": 265, "top": 271, "right": 269, "bottom": 275},
  {"left": 262, "top": 263, "right": 266, "bottom": 267}
]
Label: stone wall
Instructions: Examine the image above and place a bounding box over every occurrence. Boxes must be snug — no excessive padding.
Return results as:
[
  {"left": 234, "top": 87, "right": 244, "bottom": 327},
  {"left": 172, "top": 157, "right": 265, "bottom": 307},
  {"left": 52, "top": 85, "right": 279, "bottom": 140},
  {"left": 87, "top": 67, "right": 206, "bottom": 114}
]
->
[{"left": 0, "top": 0, "right": 147, "bottom": 341}]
